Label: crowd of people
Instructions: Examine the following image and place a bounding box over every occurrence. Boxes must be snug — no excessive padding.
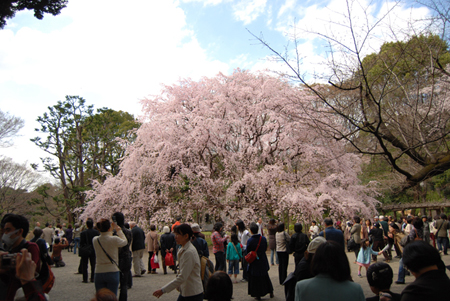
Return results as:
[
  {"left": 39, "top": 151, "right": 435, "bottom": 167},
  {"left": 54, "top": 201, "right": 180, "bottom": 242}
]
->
[{"left": 0, "top": 212, "right": 449, "bottom": 301}]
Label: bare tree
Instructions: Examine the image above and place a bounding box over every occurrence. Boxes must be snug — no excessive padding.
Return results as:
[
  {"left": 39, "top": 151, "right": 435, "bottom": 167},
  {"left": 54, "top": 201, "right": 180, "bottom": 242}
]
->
[
  {"left": 0, "top": 156, "right": 43, "bottom": 214},
  {"left": 0, "top": 110, "right": 24, "bottom": 147},
  {"left": 250, "top": 0, "right": 450, "bottom": 192}
]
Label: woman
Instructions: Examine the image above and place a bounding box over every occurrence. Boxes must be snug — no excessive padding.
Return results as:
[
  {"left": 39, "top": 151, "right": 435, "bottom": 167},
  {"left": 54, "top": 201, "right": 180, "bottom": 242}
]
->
[
  {"left": 160, "top": 226, "right": 177, "bottom": 275},
  {"left": 275, "top": 222, "right": 290, "bottom": 284},
  {"left": 366, "top": 263, "right": 400, "bottom": 301},
  {"left": 153, "top": 224, "right": 203, "bottom": 301},
  {"left": 211, "top": 222, "right": 228, "bottom": 272},
  {"left": 247, "top": 222, "right": 274, "bottom": 300},
  {"left": 295, "top": 241, "right": 365, "bottom": 301},
  {"left": 267, "top": 219, "right": 278, "bottom": 266},
  {"left": 145, "top": 224, "right": 159, "bottom": 274},
  {"left": 369, "top": 223, "right": 389, "bottom": 263},
  {"left": 204, "top": 271, "right": 233, "bottom": 301},
  {"left": 235, "top": 220, "right": 250, "bottom": 280},
  {"left": 289, "top": 223, "right": 309, "bottom": 267},
  {"left": 92, "top": 219, "right": 127, "bottom": 296},
  {"left": 361, "top": 219, "right": 369, "bottom": 240}
]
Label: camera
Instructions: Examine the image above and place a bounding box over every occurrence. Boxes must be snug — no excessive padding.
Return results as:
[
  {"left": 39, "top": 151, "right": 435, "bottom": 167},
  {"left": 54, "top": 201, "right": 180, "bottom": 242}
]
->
[
  {"left": 112, "top": 216, "right": 117, "bottom": 223},
  {"left": 1, "top": 253, "right": 17, "bottom": 269}
]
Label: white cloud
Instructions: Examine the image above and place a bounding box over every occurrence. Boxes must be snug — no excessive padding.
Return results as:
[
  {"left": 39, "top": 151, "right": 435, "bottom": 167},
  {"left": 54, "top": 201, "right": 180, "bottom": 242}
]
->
[
  {"left": 233, "top": 0, "right": 267, "bottom": 25},
  {"left": 277, "top": 0, "right": 296, "bottom": 18}
]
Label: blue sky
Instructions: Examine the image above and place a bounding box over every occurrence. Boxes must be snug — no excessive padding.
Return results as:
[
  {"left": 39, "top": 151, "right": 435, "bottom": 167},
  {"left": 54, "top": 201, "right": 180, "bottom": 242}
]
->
[{"left": 0, "top": 0, "right": 433, "bottom": 179}]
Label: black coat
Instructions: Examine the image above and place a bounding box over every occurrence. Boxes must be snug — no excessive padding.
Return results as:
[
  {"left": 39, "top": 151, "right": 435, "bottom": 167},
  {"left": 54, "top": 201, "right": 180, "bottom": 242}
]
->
[
  {"left": 131, "top": 226, "right": 145, "bottom": 251},
  {"left": 400, "top": 269, "right": 450, "bottom": 301},
  {"left": 80, "top": 228, "right": 100, "bottom": 248},
  {"left": 160, "top": 233, "right": 176, "bottom": 258},
  {"left": 246, "top": 234, "right": 270, "bottom": 276}
]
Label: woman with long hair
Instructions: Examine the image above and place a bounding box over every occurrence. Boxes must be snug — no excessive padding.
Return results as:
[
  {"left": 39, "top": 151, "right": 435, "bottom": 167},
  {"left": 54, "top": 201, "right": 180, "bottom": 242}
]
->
[
  {"left": 267, "top": 219, "right": 278, "bottom": 266},
  {"left": 153, "top": 224, "right": 203, "bottom": 300},
  {"left": 288, "top": 223, "right": 309, "bottom": 267},
  {"left": 235, "top": 219, "right": 250, "bottom": 281},
  {"left": 295, "top": 241, "right": 365, "bottom": 301},
  {"left": 275, "top": 223, "right": 290, "bottom": 284}
]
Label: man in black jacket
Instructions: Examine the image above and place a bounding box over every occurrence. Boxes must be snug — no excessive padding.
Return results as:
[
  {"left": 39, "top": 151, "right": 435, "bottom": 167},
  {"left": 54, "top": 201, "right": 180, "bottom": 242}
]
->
[
  {"left": 80, "top": 218, "right": 99, "bottom": 283},
  {"left": 130, "top": 221, "right": 146, "bottom": 277},
  {"left": 112, "top": 212, "right": 133, "bottom": 301}
]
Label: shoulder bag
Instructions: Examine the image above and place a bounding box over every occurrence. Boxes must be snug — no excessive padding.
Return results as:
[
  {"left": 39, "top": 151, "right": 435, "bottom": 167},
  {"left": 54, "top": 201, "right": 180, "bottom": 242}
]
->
[{"left": 245, "top": 235, "right": 262, "bottom": 264}]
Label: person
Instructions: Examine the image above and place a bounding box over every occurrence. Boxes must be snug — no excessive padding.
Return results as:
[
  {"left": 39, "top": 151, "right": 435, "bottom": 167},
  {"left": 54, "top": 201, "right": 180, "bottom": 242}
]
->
[
  {"left": 1, "top": 249, "right": 47, "bottom": 301},
  {"left": 366, "top": 263, "right": 400, "bottom": 301},
  {"left": 284, "top": 236, "right": 326, "bottom": 301},
  {"left": 51, "top": 237, "right": 69, "bottom": 267},
  {"left": 211, "top": 222, "right": 228, "bottom": 272},
  {"left": 0, "top": 214, "right": 41, "bottom": 301},
  {"left": 30, "top": 228, "right": 49, "bottom": 262},
  {"left": 92, "top": 218, "right": 127, "bottom": 296},
  {"left": 344, "top": 221, "right": 352, "bottom": 247},
  {"left": 369, "top": 222, "right": 389, "bottom": 262},
  {"left": 145, "top": 224, "right": 159, "bottom": 274},
  {"left": 434, "top": 213, "right": 449, "bottom": 255},
  {"left": 308, "top": 221, "right": 319, "bottom": 239},
  {"left": 422, "top": 216, "right": 430, "bottom": 245},
  {"left": 351, "top": 216, "right": 362, "bottom": 260},
  {"left": 289, "top": 223, "right": 309, "bottom": 267},
  {"left": 275, "top": 222, "right": 290, "bottom": 285},
  {"left": 112, "top": 212, "right": 132, "bottom": 301},
  {"left": 409, "top": 217, "right": 424, "bottom": 242},
  {"left": 226, "top": 233, "right": 242, "bottom": 283},
  {"left": 318, "top": 217, "right": 345, "bottom": 248},
  {"left": 41, "top": 223, "right": 54, "bottom": 252},
  {"left": 235, "top": 219, "right": 250, "bottom": 280},
  {"left": 204, "top": 271, "right": 233, "bottom": 301},
  {"left": 130, "top": 221, "right": 146, "bottom": 276},
  {"left": 191, "top": 223, "right": 209, "bottom": 258},
  {"left": 247, "top": 222, "right": 274, "bottom": 300},
  {"left": 160, "top": 226, "right": 177, "bottom": 274},
  {"left": 256, "top": 218, "right": 264, "bottom": 236},
  {"left": 356, "top": 238, "right": 384, "bottom": 277},
  {"left": 267, "top": 219, "right": 279, "bottom": 266},
  {"left": 64, "top": 224, "right": 73, "bottom": 252},
  {"left": 73, "top": 223, "right": 82, "bottom": 255},
  {"left": 153, "top": 224, "right": 204, "bottom": 300},
  {"left": 294, "top": 241, "right": 365, "bottom": 301},
  {"left": 90, "top": 288, "right": 118, "bottom": 301},
  {"left": 400, "top": 241, "right": 450, "bottom": 300},
  {"left": 80, "top": 218, "right": 100, "bottom": 283},
  {"left": 403, "top": 217, "right": 413, "bottom": 236},
  {"left": 172, "top": 216, "right": 182, "bottom": 232},
  {"left": 34, "top": 222, "right": 41, "bottom": 231}
]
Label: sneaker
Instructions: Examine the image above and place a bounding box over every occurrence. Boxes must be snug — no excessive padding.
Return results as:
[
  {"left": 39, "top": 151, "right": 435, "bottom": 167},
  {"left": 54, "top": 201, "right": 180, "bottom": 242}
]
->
[
  {"left": 141, "top": 270, "right": 146, "bottom": 275},
  {"left": 240, "top": 279, "right": 248, "bottom": 282},
  {"left": 358, "top": 274, "right": 362, "bottom": 278}
]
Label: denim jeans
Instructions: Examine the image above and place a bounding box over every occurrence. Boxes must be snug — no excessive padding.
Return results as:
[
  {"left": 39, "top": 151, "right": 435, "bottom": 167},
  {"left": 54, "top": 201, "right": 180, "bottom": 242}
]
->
[
  {"left": 397, "top": 258, "right": 406, "bottom": 283},
  {"left": 270, "top": 249, "right": 279, "bottom": 265},
  {"left": 436, "top": 237, "right": 449, "bottom": 254},
  {"left": 228, "top": 259, "right": 239, "bottom": 275},
  {"left": 73, "top": 237, "right": 80, "bottom": 254},
  {"left": 95, "top": 271, "right": 120, "bottom": 296}
]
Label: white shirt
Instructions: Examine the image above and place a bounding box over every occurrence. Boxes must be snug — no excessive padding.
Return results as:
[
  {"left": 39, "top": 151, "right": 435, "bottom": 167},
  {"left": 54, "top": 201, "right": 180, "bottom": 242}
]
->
[{"left": 238, "top": 230, "right": 250, "bottom": 250}]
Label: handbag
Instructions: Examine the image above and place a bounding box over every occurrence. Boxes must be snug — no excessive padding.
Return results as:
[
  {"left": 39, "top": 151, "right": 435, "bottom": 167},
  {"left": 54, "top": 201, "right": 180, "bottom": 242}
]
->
[
  {"left": 245, "top": 235, "right": 262, "bottom": 264},
  {"left": 151, "top": 254, "right": 160, "bottom": 269},
  {"left": 347, "top": 237, "right": 357, "bottom": 250},
  {"left": 165, "top": 252, "right": 175, "bottom": 266}
]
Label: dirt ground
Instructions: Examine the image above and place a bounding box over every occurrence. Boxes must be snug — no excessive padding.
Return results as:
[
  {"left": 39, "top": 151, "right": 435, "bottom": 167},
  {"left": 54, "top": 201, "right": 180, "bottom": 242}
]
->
[{"left": 46, "top": 248, "right": 450, "bottom": 301}]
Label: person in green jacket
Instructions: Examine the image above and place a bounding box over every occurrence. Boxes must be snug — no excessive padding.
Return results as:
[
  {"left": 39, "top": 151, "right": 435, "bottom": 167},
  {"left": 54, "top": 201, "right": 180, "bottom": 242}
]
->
[{"left": 226, "top": 234, "right": 242, "bottom": 283}]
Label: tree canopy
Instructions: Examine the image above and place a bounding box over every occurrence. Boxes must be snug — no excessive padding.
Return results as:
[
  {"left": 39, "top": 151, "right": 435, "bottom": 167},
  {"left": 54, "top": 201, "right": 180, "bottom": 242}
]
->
[
  {"left": 0, "top": 0, "right": 68, "bottom": 29},
  {"left": 82, "top": 70, "right": 379, "bottom": 225}
]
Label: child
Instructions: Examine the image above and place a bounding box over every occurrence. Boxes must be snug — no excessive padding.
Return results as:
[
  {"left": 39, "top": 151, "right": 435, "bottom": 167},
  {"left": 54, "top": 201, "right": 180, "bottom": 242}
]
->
[
  {"left": 226, "top": 233, "right": 242, "bottom": 283},
  {"left": 356, "top": 238, "right": 384, "bottom": 277}
]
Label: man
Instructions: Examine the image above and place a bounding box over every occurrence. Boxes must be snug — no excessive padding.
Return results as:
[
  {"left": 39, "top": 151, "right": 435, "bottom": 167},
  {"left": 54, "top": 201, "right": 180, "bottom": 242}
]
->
[
  {"left": 113, "top": 212, "right": 133, "bottom": 301},
  {"left": 350, "top": 216, "right": 361, "bottom": 260},
  {"left": 0, "top": 214, "right": 41, "bottom": 301},
  {"left": 400, "top": 241, "right": 450, "bottom": 300},
  {"left": 379, "top": 216, "right": 391, "bottom": 260},
  {"left": 191, "top": 223, "right": 209, "bottom": 258},
  {"left": 34, "top": 222, "right": 41, "bottom": 230},
  {"left": 318, "top": 217, "right": 345, "bottom": 248},
  {"left": 80, "top": 218, "right": 99, "bottom": 283},
  {"left": 51, "top": 237, "right": 68, "bottom": 267},
  {"left": 130, "top": 221, "right": 146, "bottom": 277},
  {"left": 434, "top": 213, "right": 449, "bottom": 255},
  {"left": 41, "top": 223, "right": 54, "bottom": 252}
]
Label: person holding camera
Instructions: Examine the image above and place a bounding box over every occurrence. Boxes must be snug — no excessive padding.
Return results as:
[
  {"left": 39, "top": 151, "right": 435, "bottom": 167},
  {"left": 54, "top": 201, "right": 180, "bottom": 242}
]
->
[
  {"left": 0, "top": 214, "right": 41, "bottom": 301},
  {"left": 52, "top": 237, "right": 69, "bottom": 267}
]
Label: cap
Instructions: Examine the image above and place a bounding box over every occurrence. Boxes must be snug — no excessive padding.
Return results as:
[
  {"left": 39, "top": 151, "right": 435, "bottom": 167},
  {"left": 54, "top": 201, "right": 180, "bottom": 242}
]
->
[
  {"left": 191, "top": 223, "right": 201, "bottom": 233},
  {"left": 307, "top": 236, "right": 326, "bottom": 254}
]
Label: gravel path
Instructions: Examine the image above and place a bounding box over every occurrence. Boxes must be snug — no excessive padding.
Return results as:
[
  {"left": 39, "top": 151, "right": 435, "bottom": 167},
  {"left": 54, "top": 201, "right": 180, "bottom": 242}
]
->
[{"left": 46, "top": 249, "right": 450, "bottom": 301}]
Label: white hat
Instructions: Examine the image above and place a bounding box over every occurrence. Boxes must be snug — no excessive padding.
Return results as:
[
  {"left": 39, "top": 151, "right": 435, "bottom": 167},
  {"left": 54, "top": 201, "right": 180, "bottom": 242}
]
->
[{"left": 307, "top": 236, "right": 326, "bottom": 254}]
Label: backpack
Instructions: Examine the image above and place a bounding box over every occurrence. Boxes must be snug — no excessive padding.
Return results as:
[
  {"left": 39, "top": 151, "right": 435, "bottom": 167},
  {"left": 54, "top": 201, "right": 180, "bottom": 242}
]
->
[{"left": 200, "top": 255, "right": 214, "bottom": 294}]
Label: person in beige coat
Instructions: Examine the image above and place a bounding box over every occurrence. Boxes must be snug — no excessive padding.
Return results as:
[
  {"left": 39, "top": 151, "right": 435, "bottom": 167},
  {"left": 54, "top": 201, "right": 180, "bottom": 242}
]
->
[{"left": 146, "top": 224, "right": 159, "bottom": 274}]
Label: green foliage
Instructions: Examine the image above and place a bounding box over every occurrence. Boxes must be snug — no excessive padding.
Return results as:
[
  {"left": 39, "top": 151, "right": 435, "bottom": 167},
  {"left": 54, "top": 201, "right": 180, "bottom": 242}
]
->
[{"left": 0, "top": 0, "right": 68, "bottom": 29}]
